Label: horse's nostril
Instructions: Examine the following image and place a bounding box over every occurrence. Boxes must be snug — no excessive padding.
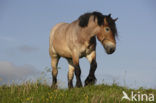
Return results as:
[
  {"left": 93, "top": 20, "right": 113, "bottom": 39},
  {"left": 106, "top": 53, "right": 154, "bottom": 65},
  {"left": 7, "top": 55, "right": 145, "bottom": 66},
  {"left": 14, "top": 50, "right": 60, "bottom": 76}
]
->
[{"left": 109, "top": 48, "right": 115, "bottom": 54}]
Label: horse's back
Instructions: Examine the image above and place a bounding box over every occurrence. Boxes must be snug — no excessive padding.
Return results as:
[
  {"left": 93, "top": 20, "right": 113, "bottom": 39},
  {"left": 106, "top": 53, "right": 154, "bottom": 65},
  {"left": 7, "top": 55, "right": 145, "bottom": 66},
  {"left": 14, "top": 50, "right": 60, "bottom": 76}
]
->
[{"left": 49, "top": 22, "right": 67, "bottom": 43}]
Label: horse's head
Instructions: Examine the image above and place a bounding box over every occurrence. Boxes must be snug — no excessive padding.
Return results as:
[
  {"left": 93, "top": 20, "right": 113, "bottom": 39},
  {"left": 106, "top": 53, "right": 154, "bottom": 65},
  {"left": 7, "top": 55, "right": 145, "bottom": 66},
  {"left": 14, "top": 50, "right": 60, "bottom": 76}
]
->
[
  {"left": 96, "top": 14, "right": 118, "bottom": 54},
  {"left": 79, "top": 12, "right": 118, "bottom": 54}
]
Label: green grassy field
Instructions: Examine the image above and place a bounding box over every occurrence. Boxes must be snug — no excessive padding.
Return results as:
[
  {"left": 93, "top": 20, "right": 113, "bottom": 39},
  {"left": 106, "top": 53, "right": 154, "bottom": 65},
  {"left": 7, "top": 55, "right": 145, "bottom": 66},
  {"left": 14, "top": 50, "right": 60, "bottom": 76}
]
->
[{"left": 0, "top": 82, "right": 155, "bottom": 103}]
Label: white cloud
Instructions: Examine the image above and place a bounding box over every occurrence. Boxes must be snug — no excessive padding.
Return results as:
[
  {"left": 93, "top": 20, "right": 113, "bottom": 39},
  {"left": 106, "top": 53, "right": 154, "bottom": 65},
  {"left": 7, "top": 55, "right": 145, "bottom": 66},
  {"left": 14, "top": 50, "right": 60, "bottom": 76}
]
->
[
  {"left": 0, "top": 61, "right": 39, "bottom": 84},
  {"left": 17, "top": 45, "right": 39, "bottom": 53}
]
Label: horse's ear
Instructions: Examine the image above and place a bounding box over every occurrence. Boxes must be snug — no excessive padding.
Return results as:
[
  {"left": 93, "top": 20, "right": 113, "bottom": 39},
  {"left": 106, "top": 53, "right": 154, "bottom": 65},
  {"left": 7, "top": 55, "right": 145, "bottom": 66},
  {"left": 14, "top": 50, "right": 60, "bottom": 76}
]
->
[
  {"left": 114, "top": 17, "right": 118, "bottom": 22},
  {"left": 79, "top": 13, "right": 91, "bottom": 27},
  {"left": 108, "top": 14, "right": 111, "bottom": 17}
]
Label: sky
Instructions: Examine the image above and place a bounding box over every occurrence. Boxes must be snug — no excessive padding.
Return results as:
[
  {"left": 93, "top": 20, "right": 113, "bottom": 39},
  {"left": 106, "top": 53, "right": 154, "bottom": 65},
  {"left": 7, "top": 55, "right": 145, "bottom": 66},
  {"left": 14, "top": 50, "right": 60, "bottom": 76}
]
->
[{"left": 0, "top": 0, "right": 156, "bottom": 89}]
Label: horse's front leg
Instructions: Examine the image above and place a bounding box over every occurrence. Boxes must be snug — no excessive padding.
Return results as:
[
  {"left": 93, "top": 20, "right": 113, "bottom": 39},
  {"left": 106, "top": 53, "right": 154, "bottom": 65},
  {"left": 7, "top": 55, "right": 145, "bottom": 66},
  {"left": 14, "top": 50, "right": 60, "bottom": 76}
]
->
[
  {"left": 85, "top": 51, "right": 97, "bottom": 86},
  {"left": 75, "top": 64, "right": 82, "bottom": 87},
  {"left": 72, "top": 51, "right": 82, "bottom": 88}
]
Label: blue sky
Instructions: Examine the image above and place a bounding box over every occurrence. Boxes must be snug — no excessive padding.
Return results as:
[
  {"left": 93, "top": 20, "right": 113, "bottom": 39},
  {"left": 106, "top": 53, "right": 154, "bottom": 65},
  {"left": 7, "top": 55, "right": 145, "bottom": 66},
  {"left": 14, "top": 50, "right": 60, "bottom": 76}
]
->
[{"left": 0, "top": 0, "right": 156, "bottom": 89}]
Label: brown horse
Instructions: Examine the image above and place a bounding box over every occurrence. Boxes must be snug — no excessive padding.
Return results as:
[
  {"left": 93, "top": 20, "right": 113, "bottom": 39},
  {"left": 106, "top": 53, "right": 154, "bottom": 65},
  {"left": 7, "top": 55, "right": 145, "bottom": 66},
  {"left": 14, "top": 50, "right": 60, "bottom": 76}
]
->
[{"left": 49, "top": 11, "right": 118, "bottom": 88}]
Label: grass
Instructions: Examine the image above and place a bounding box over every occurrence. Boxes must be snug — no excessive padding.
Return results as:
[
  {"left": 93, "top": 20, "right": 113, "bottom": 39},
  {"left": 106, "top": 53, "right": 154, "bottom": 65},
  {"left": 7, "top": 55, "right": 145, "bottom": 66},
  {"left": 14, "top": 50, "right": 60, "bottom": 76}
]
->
[{"left": 0, "top": 82, "right": 156, "bottom": 103}]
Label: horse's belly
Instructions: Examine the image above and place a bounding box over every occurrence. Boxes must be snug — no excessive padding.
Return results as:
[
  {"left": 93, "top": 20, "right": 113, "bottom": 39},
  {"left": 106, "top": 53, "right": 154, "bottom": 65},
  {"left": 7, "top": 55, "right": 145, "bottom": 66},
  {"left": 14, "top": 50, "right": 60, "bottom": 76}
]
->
[
  {"left": 57, "top": 49, "right": 72, "bottom": 58},
  {"left": 79, "top": 44, "right": 95, "bottom": 58}
]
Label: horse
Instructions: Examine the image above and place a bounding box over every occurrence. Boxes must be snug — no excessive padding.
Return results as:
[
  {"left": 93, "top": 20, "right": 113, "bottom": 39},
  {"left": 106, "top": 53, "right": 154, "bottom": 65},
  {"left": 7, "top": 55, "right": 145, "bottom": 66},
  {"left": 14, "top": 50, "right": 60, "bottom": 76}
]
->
[{"left": 49, "top": 11, "right": 118, "bottom": 88}]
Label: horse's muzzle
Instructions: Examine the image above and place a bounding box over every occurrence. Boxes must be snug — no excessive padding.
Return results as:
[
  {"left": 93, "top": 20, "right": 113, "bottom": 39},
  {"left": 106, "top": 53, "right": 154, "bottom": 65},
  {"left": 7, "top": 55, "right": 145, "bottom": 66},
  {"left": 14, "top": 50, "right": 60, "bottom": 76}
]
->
[
  {"left": 103, "top": 41, "right": 116, "bottom": 54},
  {"left": 105, "top": 46, "right": 116, "bottom": 54}
]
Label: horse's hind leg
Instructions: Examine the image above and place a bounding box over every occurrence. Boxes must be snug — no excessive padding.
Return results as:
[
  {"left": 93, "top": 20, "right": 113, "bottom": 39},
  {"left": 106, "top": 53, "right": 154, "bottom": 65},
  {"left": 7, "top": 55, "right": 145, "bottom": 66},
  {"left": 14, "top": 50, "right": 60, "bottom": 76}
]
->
[
  {"left": 67, "top": 59, "right": 75, "bottom": 88},
  {"left": 51, "top": 56, "right": 60, "bottom": 88},
  {"left": 85, "top": 51, "right": 97, "bottom": 86}
]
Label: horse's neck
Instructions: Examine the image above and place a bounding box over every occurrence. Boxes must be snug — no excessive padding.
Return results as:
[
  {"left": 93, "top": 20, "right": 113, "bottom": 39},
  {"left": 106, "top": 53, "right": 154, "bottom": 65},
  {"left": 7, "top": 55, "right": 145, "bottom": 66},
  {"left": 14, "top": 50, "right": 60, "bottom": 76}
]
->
[
  {"left": 78, "top": 27, "right": 96, "bottom": 44},
  {"left": 70, "top": 20, "right": 96, "bottom": 46}
]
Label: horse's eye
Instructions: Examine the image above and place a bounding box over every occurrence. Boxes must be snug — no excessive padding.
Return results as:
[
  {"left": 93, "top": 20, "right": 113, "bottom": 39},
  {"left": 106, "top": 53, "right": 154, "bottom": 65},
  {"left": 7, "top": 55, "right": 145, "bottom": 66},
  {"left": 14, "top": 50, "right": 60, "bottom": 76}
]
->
[{"left": 105, "top": 27, "right": 110, "bottom": 32}]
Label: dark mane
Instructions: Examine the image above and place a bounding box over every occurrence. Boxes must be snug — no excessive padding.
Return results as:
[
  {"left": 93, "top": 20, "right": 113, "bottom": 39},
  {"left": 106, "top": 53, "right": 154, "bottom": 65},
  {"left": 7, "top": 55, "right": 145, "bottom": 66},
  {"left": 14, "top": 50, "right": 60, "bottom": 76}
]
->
[
  {"left": 78, "top": 11, "right": 118, "bottom": 37},
  {"left": 78, "top": 11, "right": 104, "bottom": 27}
]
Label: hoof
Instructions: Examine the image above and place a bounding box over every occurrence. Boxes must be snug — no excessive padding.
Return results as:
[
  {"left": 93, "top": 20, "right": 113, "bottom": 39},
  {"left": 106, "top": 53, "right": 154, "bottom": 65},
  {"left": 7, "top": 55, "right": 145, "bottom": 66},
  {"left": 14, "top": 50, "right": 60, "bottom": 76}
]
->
[
  {"left": 85, "top": 76, "right": 97, "bottom": 86},
  {"left": 68, "top": 82, "right": 73, "bottom": 89},
  {"left": 51, "top": 84, "right": 57, "bottom": 89},
  {"left": 76, "top": 81, "right": 82, "bottom": 88}
]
